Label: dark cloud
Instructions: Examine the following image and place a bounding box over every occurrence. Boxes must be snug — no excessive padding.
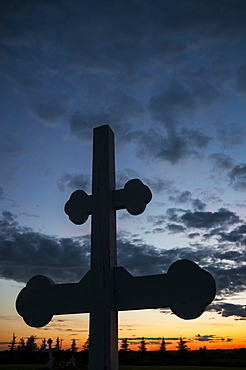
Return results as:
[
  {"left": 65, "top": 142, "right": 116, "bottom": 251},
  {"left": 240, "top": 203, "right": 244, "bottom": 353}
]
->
[
  {"left": 166, "top": 224, "right": 186, "bottom": 233},
  {"left": 147, "top": 214, "right": 167, "bottom": 227},
  {"left": 125, "top": 126, "right": 211, "bottom": 164},
  {"left": 209, "top": 264, "right": 246, "bottom": 297},
  {"left": 181, "top": 127, "right": 211, "bottom": 148},
  {"left": 149, "top": 80, "right": 195, "bottom": 125},
  {"left": 0, "top": 210, "right": 19, "bottom": 232},
  {"left": 209, "top": 303, "right": 246, "bottom": 320},
  {"left": 203, "top": 227, "right": 224, "bottom": 240},
  {"left": 119, "top": 337, "right": 176, "bottom": 346},
  {"left": 180, "top": 208, "right": 240, "bottom": 229},
  {"left": 68, "top": 91, "right": 143, "bottom": 143},
  {"left": 1, "top": 210, "right": 245, "bottom": 318},
  {"left": 219, "top": 224, "right": 246, "bottom": 243},
  {"left": 57, "top": 173, "right": 91, "bottom": 193},
  {"left": 192, "top": 199, "right": 206, "bottom": 211},
  {"left": 56, "top": 170, "right": 171, "bottom": 196},
  {"left": 149, "top": 130, "right": 200, "bottom": 164},
  {"left": 194, "top": 334, "right": 233, "bottom": 343},
  {"left": 169, "top": 190, "right": 206, "bottom": 211},
  {"left": 153, "top": 227, "right": 165, "bottom": 234},
  {"left": 184, "top": 69, "right": 222, "bottom": 108},
  {"left": 228, "top": 164, "right": 246, "bottom": 191},
  {"left": 33, "top": 97, "right": 70, "bottom": 127},
  {"left": 0, "top": 210, "right": 90, "bottom": 283},
  {"left": 149, "top": 207, "right": 243, "bottom": 241},
  {"left": 0, "top": 0, "right": 245, "bottom": 169},
  {"left": 188, "top": 232, "right": 200, "bottom": 239},
  {"left": 169, "top": 190, "right": 192, "bottom": 204}
]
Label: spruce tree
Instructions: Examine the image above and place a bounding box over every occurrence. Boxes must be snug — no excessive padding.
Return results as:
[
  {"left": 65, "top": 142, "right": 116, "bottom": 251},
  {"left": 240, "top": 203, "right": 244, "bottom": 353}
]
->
[
  {"left": 8, "top": 332, "right": 17, "bottom": 351},
  {"left": 82, "top": 335, "right": 90, "bottom": 352},
  {"left": 40, "top": 338, "right": 47, "bottom": 350},
  {"left": 26, "top": 335, "right": 38, "bottom": 352},
  {"left": 18, "top": 337, "right": 26, "bottom": 351},
  {"left": 120, "top": 338, "right": 129, "bottom": 352},
  {"left": 176, "top": 337, "right": 189, "bottom": 353},
  {"left": 138, "top": 337, "right": 147, "bottom": 353},
  {"left": 70, "top": 339, "right": 78, "bottom": 353},
  {"left": 159, "top": 337, "right": 166, "bottom": 352},
  {"left": 55, "top": 337, "right": 60, "bottom": 349}
]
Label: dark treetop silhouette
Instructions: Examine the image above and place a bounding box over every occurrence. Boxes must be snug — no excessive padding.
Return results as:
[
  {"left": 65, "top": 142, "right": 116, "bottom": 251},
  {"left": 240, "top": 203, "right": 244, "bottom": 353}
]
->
[{"left": 16, "top": 125, "right": 216, "bottom": 370}]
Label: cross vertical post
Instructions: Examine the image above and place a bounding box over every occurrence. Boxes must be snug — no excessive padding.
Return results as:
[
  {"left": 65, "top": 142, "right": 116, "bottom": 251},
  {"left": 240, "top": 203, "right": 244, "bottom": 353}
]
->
[
  {"left": 16, "top": 124, "right": 216, "bottom": 370},
  {"left": 41, "top": 338, "right": 58, "bottom": 370},
  {"left": 89, "top": 125, "right": 118, "bottom": 370}
]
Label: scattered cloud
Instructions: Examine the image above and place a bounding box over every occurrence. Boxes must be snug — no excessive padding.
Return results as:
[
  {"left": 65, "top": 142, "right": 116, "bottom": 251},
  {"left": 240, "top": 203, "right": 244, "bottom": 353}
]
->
[
  {"left": 166, "top": 224, "right": 186, "bottom": 233},
  {"left": 149, "top": 80, "right": 195, "bottom": 125},
  {"left": 194, "top": 334, "right": 233, "bottom": 343},
  {"left": 215, "top": 122, "right": 246, "bottom": 148},
  {"left": 168, "top": 191, "right": 207, "bottom": 212},
  {"left": 209, "top": 153, "right": 235, "bottom": 171},
  {"left": 0, "top": 209, "right": 245, "bottom": 319},
  {"left": 69, "top": 91, "right": 143, "bottom": 143},
  {"left": 0, "top": 130, "right": 26, "bottom": 161},
  {"left": 169, "top": 190, "right": 192, "bottom": 204},
  {"left": 143, "top": 178, "right": 174, "bottom": 195},
  {"left": 19, "top": 212, "right": 39, "bottom": 218},
  {"left": 236, "top": 62, "right": 246, "bottom": 95},
  {"left": 33, "top": 96, "right": 70, "bottom": 127},
  {"left": 192, "top": 199, "right": 206, "bottom": 211},
  {"left": 57, "top": 173, "right": 91, "bottom": 193},
  {"left": 188, "top": 232, "right": 200, "bottom": 239},
  {"left": 228, "top": 164, "right": 246, "bottom": 191},
  {"left": 116, "top": 169, "right": 140, "bottom": 189}
]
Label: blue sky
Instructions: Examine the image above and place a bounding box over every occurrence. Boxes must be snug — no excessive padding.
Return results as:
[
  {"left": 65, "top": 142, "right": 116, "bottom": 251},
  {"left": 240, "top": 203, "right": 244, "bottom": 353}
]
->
[{"left": 0, "top": 0, "right": 246, "bottom": 350}]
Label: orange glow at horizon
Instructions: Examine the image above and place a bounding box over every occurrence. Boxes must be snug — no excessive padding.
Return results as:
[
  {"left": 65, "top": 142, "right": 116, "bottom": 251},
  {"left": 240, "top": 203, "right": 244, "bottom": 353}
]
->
[{"left": 1, "top": 277, "right": 245, "bottom": 352}]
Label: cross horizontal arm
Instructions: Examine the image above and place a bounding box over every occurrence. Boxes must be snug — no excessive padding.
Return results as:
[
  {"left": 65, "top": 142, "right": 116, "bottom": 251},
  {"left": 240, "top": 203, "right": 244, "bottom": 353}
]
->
[
  {"left": 113, "top": 179, "right": 152, "bottom": 215},
  {"left": 16, "top": 259, "right": 216, "bottom": 327},
  {"left": 16, "top": 271, "right": 91, "bottom": 327},
  {"left": 64, "top": 190, "right": 92, "bottom": 225},
  {"left": 41, "top": 348, "right": 59, "bottom": 353},
  {"left": 115, "top": 259, "right": 216, "bottom": 320}
]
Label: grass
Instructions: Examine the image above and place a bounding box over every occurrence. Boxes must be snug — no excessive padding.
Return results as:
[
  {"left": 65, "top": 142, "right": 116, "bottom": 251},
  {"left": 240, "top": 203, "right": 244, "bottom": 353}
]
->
[
  {"left": 0, "top": 366, "right": 46, "bottom": 370},
  {"left": 1, "top": 366, "right": 246, "bottom": 370},
  {"left": 120, "top": 367, "right": 246, "bottom": 370}
]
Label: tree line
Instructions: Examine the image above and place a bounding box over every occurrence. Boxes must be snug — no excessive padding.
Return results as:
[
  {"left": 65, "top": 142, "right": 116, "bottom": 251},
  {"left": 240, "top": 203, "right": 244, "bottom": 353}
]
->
[
  {"left": 8, "top": 332, "right": 189, "bottom": 353},
  {"left": 3, "top": 332, "right": 246, "bottom": 368},
  {"left": 8, "top": 333, "right": 82, "bottom": 353},
  {"left": 120, "top": 336, "right": 189, "bottom": 353}
]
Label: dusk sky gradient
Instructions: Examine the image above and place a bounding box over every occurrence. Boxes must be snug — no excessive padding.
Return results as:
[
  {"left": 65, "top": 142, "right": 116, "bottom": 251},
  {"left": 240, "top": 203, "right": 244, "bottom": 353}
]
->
[{"left": 0, "top": 0, "right": 246, "bottom": 351}]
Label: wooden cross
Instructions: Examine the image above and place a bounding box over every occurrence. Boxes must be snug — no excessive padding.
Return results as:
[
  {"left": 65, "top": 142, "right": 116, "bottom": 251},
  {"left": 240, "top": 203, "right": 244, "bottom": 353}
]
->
[
  {"left": 16, "top": 125, "right": 216, "bottom": 370},
  {"left": 41, "top": 338, "right": 59, "bottom": 370}
]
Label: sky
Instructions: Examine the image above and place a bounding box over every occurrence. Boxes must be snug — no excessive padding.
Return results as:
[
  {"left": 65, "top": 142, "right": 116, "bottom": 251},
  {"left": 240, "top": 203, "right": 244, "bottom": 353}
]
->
[{"left": 0, "top": 0, "right": 246, "bottom": 352}]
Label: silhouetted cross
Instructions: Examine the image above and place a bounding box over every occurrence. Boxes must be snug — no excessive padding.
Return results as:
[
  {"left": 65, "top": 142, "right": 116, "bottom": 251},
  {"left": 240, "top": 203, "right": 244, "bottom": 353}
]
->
[
  {"left": 16, "top": 125, "right": 216, "bottom": 370},
  {"left": 41, "top": 338, "right": 58, "bottom": 370}
]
